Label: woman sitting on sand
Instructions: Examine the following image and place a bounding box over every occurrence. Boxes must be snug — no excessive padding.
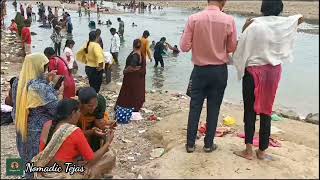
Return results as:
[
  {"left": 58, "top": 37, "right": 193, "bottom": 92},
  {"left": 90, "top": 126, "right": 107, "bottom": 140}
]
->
[
  {"left": 115, "top": 39, "right": 146, "bottom": 112},
  {"left": 12, "top": 53, "right": 61, "bottom": 179},
  {"left": 76, "top": 87, "right": 115, "bottom": 151},
  {"left": 33, "top": 99, "right": 116, "bottom": 179},
  {"left": 232, "top": 0, "right": 303, "bottom": 161}
]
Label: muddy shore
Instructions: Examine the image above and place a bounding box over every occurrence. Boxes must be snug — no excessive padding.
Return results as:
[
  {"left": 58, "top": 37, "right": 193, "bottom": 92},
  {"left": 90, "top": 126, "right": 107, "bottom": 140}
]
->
[{"left": 1, "top": 24, "right": 319, "bottom": 179}]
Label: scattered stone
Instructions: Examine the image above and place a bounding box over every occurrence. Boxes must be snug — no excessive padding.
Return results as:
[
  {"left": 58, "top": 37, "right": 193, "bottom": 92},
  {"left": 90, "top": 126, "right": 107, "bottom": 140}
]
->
[
  {"left": 127, "top": 156, "right": 135, "bottom": 161},
  {"left": 279, "top": 110, "right": 300, "bottom": 120},
  {"left": 305, "top": 113, "right": 319, "bottom": 124},
  {"left": 137, "top": 174, "right": 143, "bottom": 179},
  {"left": 138, "top": 129, "right": 146, "bottom": 134},
  {"left": 150, "top": 148, "right": 165, "bottom": 158}
]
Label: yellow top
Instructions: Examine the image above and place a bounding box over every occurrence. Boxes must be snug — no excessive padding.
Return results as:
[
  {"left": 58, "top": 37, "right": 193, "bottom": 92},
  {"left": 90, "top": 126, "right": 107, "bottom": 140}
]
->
[{"left": 76, "top": 42, "right": 104, "bottom": 67}]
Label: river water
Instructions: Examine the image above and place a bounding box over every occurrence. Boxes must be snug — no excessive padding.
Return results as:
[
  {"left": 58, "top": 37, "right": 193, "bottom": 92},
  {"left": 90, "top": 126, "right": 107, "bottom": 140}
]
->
[{"left": 4, "top": 3, "right": 319, "bottom": 116}]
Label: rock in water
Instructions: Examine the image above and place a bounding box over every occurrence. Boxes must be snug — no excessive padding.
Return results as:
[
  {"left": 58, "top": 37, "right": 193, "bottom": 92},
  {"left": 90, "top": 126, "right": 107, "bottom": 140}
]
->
[
  {"left": 279, "top": 110, "right": 300, "bottom": 120},
  {"left": 31, "top": 32, "right": 37, "bottom": 35},
  {"left": 305, "top": 113, "right": 319, "bottom": 125}
]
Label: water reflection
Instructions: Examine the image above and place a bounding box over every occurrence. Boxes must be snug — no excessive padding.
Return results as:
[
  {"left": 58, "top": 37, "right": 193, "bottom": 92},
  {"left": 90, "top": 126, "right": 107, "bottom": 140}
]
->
[{"left": 152, "top": 67, "right": 164, "bottom": 89}]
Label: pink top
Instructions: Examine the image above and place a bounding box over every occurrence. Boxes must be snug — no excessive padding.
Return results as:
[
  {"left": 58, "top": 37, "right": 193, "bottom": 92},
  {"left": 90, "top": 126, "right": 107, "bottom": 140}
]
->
[{"left": 180, "top": 5, "right": 237, "bottom": 66}]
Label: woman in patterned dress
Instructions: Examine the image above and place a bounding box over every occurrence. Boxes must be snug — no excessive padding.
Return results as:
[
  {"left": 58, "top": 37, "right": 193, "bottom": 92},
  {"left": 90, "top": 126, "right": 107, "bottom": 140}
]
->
[{"left": 12, "top": 53, "right": 60, "bottom": 178}]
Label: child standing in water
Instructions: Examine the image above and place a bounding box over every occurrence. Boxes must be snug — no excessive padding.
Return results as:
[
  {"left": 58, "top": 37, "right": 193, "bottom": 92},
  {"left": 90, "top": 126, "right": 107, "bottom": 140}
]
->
[
  {"left": 63, "top": 39, "right": 77, "bottom": 74},
  {"left": 50, "top": 26, "right": 63, "bottom": 56}
]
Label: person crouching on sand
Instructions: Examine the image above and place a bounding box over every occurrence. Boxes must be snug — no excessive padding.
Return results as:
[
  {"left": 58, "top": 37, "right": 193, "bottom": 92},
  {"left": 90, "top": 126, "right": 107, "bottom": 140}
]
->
[
  {"left": 232, "top": 0, "right": 303, "bottom": 161},
  {"left": 34, "top": 99, "right": 116, "bottom": 179}
]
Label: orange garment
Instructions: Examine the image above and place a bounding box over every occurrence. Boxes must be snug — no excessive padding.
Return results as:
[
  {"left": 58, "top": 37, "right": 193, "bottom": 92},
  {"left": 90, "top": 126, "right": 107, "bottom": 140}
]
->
[
  {"left": 78, "top": 112, "right": 110, "bottom": 131},
  {"left": 140, "top": 37, "right": 151, "bottom": 60}
]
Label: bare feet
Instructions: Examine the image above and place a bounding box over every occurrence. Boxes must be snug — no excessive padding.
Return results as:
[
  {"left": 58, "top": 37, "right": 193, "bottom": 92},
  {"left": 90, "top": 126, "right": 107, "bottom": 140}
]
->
[
  {"left": 255, "top": 149, "right": 275, "bottom": 161},
  {"left": 233, "top": 150, "right": 254, "bottom": 160}
]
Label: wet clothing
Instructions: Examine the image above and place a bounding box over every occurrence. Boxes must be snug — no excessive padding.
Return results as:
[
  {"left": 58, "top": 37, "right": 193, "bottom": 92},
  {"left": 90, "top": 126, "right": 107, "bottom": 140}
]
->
[
  {"left": 246, "top": 64, "right": 282, "bottom": 116},
  {"left": 118, "top": 20, "right": 124, "bottom": 37},
  {"left": 116, "top": 51, "right": 146, "bottom": 112},
  {"left": 154, "top": 41, "right": 165, "bottom": 67},
  {"left": 243, "top": 70, "right": 271, "bottom": 151}
]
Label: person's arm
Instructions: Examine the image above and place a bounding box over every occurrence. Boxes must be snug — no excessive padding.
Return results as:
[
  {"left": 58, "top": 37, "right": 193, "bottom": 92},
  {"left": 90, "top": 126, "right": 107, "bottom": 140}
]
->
[
  {"left": 146, "top": 40, "right": 152, "bottom": 61},
  {"left": 180, "top": 17, "right": 194, "bottom": 52},
  {"left": 93, "top": 94, "right": 107, "bottom": 130},
  {"left": 75, "top": 128, "right": 113, "bottom": 168},
  {"left": 226, "top": 18, "right": 238, "bottom": 53},
  {"left": 65, "top": 51, "right": 71, "bottom": 62}
]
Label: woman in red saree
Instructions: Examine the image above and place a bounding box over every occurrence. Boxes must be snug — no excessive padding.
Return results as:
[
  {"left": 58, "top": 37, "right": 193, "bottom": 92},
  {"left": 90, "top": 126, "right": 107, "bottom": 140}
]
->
[
  {"left": 115, "top": 39, "right": 146, "bottom": 112},
  {"left": 44, "top": 47, "right": 76, "bottom": 99},
  {"left": 34, "top": 99, "right": 115, "bottom": 179}
]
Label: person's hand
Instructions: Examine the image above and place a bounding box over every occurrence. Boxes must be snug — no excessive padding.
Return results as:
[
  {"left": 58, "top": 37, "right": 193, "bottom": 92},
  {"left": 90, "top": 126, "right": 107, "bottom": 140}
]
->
[
  {"left": 92, "top": 127, "right": 107, "bottom": 137},
  {"left": 105, "top": 130, "right": 114, "bottom": 145},
  {"left": 46, "top": 70, "right": 58, "bottom": 82},
  {"left": 96, "top": 66, "right": 104, "bottom": 71},
  {"left": 242, "top": 17, "right": 254, "bottom": 32}
]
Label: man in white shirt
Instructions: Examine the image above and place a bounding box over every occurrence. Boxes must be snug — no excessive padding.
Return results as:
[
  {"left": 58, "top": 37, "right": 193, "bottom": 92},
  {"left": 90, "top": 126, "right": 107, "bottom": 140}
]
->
[{"left": 109, "top": 28, "right": 121, "bottom": 64}]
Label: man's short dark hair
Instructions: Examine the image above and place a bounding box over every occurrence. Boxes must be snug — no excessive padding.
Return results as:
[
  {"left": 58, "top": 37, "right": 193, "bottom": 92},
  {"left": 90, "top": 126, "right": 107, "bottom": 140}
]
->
[
  {"left": 160, "top": 37, "right": 166, "bottom": 42},
  {"left": 110, "top": 28, "right": 116, "bottom": 33},
  {"left": 261, "top": 0, "right": 283, "bottom": 16},
  {"left": 143, "top": 30, "right": 150, "bottom": 38}
]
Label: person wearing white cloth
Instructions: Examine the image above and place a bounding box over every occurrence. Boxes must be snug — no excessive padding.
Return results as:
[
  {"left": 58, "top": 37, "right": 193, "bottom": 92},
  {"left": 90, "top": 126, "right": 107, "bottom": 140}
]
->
[
  {"left": 109, "top": 28, "right": 121, "bottom": 64},
  {"left": 232, "top": 0, "right": 303, "bottom": 161}
]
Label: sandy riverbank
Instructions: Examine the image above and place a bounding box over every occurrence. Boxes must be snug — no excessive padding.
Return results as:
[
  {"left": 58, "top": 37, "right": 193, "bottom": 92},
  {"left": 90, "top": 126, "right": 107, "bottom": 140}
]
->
[
  {"left": 137, "top": 0, "right": 319, "bottom": 24},
  {"left": 1, "top": 30, "right": 319, "bottom": 179}
]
